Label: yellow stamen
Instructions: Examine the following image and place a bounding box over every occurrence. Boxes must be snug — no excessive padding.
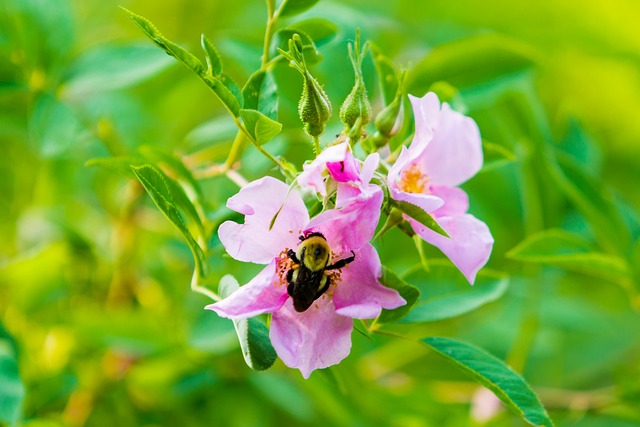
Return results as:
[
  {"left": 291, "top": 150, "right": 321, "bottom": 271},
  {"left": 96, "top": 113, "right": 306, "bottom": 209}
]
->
[{"left": 399, "top": 163, "right": 429, "bottom": 194}]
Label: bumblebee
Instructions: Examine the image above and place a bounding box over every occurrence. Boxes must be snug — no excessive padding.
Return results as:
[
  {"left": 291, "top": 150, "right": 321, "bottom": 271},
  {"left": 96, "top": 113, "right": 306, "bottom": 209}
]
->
[{"left": 286, "top": 232, "right": 355, "bottom": 312}]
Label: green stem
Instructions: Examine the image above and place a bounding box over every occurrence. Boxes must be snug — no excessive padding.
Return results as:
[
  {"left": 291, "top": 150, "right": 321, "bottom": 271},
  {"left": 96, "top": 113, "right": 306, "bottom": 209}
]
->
[
  {"left": 224, "top": 130, "right": 247, "bottom": 169},
  {"left": 312, "top": 135, "right": 321, "bottom": 156},
  {"left": 190, "top": 269, "right": 220, "bottom": 301},
  {"left": 261, "top": 0, "right": 278, "bottom": 68}
]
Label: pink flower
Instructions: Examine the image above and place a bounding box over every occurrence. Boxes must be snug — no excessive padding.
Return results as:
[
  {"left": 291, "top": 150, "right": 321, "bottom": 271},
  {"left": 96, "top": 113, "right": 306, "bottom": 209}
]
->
[
  {"left": 206, "top": 176, "right": 405, "bottom": 378},
  {"left": 388, "top": 92, "right": 494, "bottom": 284}
]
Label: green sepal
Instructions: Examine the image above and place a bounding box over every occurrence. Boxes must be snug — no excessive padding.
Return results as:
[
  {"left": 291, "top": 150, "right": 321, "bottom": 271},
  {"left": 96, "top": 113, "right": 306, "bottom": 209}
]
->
[
  {"left": 377, "top": 267, "right": 420, "bottom": 323},
  {"left": 279, "top": 34, "right": 332, "bottom": 138},
  {"left": 390, "top": 200, "right": 449, "bottom": 238},
  {"left": 340, "top": 30, "right": 371, "bottom": 134}
]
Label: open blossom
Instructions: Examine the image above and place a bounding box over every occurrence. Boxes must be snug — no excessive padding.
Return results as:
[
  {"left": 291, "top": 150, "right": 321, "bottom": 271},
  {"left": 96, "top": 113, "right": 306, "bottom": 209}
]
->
[
  {"left": 298, "top": 139, "right": 382, "bottom": 210},
  {"left": 206, "top": 176, "right": 405, "bottom": 378},
  {"left": 388, "top": 92, "right": 494, "bottom": 283}
]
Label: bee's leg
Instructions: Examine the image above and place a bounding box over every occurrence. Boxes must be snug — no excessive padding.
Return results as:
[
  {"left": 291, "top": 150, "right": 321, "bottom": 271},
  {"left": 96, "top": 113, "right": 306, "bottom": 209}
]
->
[
  {"left": 286, "top": 269, "right": 295, "bottom": 297},
  {"left": 326, "top": 251, "right": 356, "bottom": 270},
  {"left": 287, "top": 249, "right": 300, "bottom": 264}
]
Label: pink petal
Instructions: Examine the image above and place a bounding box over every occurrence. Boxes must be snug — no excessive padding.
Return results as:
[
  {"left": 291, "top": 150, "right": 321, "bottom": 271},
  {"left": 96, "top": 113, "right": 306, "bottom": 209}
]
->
[
  {"left": 360, "top": 153, "right": 380, "bottom": 185},
  {"left": 205, "top": 260, "right": 288, "bottom": 318},
  {"left": 333, "top": 244, "right": 406, "bottom": 318},
  {"left": 327, "top": 149, "right": 360, "bottom": 183},
  {"left": 270, "top": 297, "right": 353, "bottom": 379},
  {"left": 410, "top": 214, "right": 494, "bottom": 284},
  {"left": 306, "top": 187, "right": 383, "bottom": 254},
  {"left": 430, "top": 185, "right": 469, "bottom": 217},
  {"left": 391, "top": 187, "right": 444, "bottom": 214},
  {"left": 417, "top": 102, "right": 483, "bottom": 187},
  {"left": 219, "top": 177, "right": 309, "bottom": 264},
  {"left": 409, "top": 93, "right": 439, "bottom": 147},
  {"left": 298, "top": 142, "right": 350, "bottom": 196}
]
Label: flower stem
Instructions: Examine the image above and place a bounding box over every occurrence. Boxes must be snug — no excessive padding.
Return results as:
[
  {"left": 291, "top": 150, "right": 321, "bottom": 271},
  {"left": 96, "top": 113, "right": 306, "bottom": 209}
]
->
[
  {"left": 312, "top": 135, "right": 321, "bottom": 156},
  {"left": 262, "top": 0, "right": 277, "bottom": 68},
  {"left": 190, "top": 269, "right": 220, "bottom": 302},
  {"left": 224, "top": 130, "right": 247, "bottom": 169}
]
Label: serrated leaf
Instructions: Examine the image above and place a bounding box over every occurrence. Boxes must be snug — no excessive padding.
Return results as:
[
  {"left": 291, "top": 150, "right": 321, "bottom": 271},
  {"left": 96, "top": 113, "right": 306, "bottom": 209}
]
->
[
  {"left": 507, "top": 229, "right": 629, "bottom": 283},
  {"left": 279, "top": 0, "right": 320, "bottom": 18},
  {"left": 242, "top": 70, "right": 278, "bottom": 120},
  {"left": 377, "top": 267, "right": 420, "bottom": 323},
  {"left": 131, "top": 164, "right": 207, "bottom": 276},
  {"left": 423, "top": 337, "right": 554, "bottom": 427},
  {"left": 139, "top": 145, "right": 205, "bottom": 206},
  {"left": 201, "top": 74, "right": 242, "bottom": 117},
  {"left": 200, "top": 34, "right": 222, "bottom": 76},
  {"left": 61, "top": 43, "right": 173, "bottom": 96},
  {"left": 369, "top": 43, "right": 398, "bottom": 105},
  {"left": 219, "top": 276, "right": 277, "bottom": 371},
  {"left": 121, "top": 7, "right": 204, "bottom": 74},
  {"left": 391, "top": 199, "right": 449, "bottom": 238},
  {"left": 0, "top": 328, "right": 24, "bottom": 427},
  {"left": 400, "top": 261, "right": 509, "bottom": 323},
  {"left": 240, "top": 109, "right": 282, "bottom": 145}
]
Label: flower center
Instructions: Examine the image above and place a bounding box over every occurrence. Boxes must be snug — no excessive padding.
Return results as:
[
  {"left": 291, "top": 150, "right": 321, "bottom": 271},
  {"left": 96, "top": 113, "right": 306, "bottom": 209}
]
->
[{"left": 399, "top": 163, "right": 429, "bottom": 194}]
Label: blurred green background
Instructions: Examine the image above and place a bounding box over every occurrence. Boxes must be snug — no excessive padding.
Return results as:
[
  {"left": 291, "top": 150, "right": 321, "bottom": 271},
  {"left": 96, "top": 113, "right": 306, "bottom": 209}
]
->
[{"left": 1, "top": 0, "right": 639, "bottom": 426}]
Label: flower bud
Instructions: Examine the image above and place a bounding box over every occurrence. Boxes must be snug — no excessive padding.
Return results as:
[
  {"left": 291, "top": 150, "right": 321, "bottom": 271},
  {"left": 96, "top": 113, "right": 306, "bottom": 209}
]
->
[
  {"left": 299, "top": 71, "right": 332, "bottom": 137},
  {"left": 340, "top": 77, "right": 371, "bottom": 131},
  {"left": 339, "top": 30, "right": 371, "bottom": 138},
  {"left": 372, "top": 96, "right": 403, "bottom": 148}
]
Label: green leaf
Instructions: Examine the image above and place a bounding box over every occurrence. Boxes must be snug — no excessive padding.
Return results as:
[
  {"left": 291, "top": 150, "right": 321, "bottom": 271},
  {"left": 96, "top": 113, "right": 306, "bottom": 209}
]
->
[
  {"left": 61, "top": 44, "right": 173, "bottom": 96},
  {"left": 138, "top": 145, "right": 205, "bottom": 207},
  {"left": 377, "top": 267, "right": 420, "bottom": 323},
  {"left": 131, "top": 164, "right": 207, "bottom": 276},
  {"left": 507, "top": 229, "right": 629, "bottom": 283},
  {"left": 391, "top": 200, "right": 449, "bottom": 238},
  {"left": 401, "top": 261, "right": 509, "bottom": 322},
  {"left": 121, "top": 7, "right": 205, "bottom": 74},
  {"left": 200, "top": 34, "right": 222, "bottom": 76},
  {"left": 242, "top": 70, "right": 279, "bottom": 120},
  {"left": 240, "top": 109, "right": 283, "bottom": 145},
  {"left": 279, "top": 0, "right": 320, "bottom": 18},
  {"left": 480, "top": 139, "right": 517, "bottom": 173},
  {"left": 0, "top": 327, "right": 24, "bottom": 427},
  {"left": 409, "top": 33, "right": 536, "bottom": 92},
  {"left": 29, "top": 94, "right": 87, "bottom": 157},
  {"left": 545, "top": 152, "right": 631, "bottom": 255},
  {"left": 369, "top": 43, "right": 398, "bottom": 105},
  {"left": 423, "top": 337, "right": 554, "bottom": 427},
  {"left": 219, "top": 275, "right": 277, "bottom": 371},
  {"left": 200, "top": 74, "right": 242, "bottom": 117}
]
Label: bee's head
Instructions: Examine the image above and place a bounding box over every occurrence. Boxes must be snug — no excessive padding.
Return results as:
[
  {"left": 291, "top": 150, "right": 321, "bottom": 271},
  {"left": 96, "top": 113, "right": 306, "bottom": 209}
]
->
[{"left": 296, "top": 234, "right": 331, "bottom": 271}]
